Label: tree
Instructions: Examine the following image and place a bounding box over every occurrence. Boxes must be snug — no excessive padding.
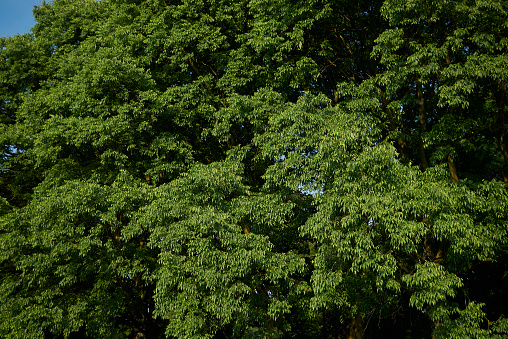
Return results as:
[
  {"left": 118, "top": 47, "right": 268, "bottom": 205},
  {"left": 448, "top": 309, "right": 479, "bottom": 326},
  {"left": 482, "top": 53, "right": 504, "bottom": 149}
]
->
[{"left": 1, "top": 0, "right": 507, "bottom": 338}]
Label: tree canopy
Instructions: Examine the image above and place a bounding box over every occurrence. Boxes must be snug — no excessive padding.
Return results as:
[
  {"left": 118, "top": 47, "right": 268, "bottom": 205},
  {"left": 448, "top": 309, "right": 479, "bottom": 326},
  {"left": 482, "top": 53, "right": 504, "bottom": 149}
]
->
[{"left": 1, "top": 0, "right": 507, "bottom": 338}]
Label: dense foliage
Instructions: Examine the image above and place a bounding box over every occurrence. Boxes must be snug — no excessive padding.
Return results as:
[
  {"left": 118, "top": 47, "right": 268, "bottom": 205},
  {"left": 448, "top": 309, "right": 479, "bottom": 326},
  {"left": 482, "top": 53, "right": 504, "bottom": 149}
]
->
[{"left": 1, "top": 0, "right": 507, "bottom": 338}]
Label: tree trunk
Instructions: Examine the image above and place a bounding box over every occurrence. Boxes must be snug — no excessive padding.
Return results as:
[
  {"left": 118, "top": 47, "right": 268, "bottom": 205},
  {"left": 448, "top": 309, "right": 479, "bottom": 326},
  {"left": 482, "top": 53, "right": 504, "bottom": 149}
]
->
[
  {"left": 417, "top": 82, "right": 429, "bottom": 170},
  {"left": 381, "top": 91, "right": 409, "bottom": 163},
  {"left": 448, "top": 155, "right": 459, "bottom": 182},
  {"left": 347, "top": 314, "right": 364, "bottom": 339},
  {"left": 497, "top": 81, "right": 508, "bottom": 182}
]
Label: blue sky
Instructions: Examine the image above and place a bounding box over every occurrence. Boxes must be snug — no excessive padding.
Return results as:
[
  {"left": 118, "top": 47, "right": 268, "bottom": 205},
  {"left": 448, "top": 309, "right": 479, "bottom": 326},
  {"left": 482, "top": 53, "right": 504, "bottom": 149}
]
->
[{"left": 0, "top": 0, "right": 41, "bottom": 38}]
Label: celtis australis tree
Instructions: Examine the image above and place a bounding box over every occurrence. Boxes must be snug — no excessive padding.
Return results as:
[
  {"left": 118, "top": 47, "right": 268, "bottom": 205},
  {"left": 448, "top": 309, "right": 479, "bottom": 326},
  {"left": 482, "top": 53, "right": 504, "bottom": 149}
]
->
[{"left": 1, "top": 0, "right": 507, "bottom": 338}]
